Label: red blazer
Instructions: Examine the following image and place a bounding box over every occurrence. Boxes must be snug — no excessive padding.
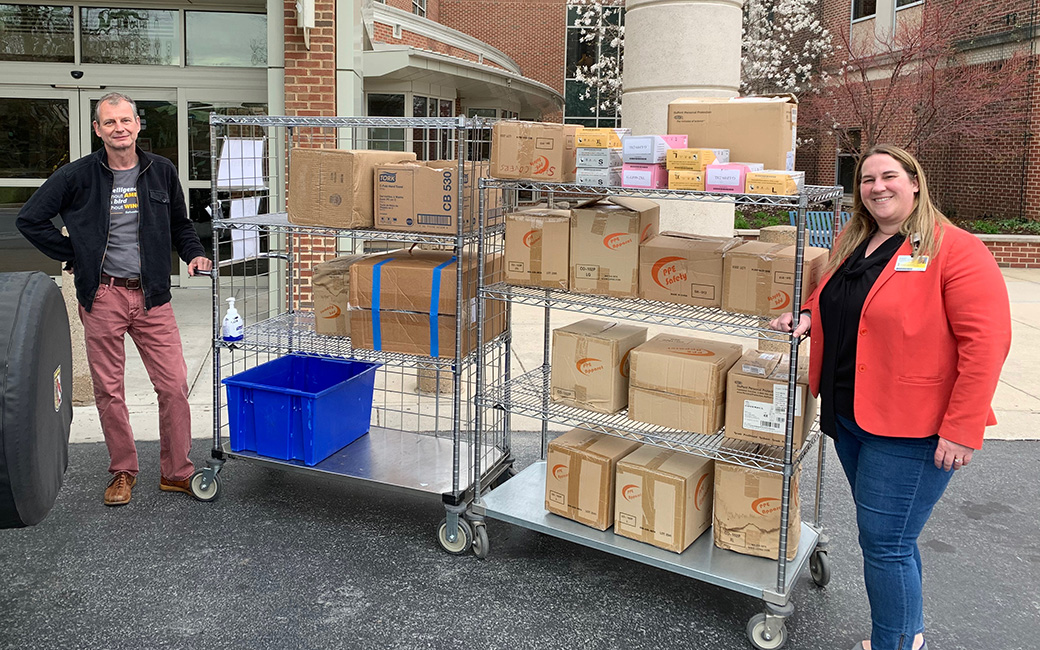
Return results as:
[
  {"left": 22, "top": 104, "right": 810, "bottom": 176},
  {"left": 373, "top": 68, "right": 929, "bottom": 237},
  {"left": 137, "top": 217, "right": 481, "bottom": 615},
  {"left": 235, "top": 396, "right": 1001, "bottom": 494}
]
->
[{"left": 803, "top": 226, "right": 1011, "bottom": 450}]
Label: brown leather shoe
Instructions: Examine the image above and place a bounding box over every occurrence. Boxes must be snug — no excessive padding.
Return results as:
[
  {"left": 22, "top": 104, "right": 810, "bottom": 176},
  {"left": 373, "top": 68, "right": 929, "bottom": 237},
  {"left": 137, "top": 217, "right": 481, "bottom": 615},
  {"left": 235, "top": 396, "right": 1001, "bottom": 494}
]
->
[
  {"left": 160, "top": 475, "right": 193, "bottom": 495},
  {"left": 104, "top": 472, "right": 137, "bottom": 506}
]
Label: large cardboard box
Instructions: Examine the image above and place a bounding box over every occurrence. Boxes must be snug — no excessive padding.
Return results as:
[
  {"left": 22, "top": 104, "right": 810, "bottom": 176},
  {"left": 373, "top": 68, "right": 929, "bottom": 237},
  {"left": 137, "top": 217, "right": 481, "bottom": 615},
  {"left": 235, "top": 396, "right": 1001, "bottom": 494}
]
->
[
  {"left": 374, "top": 160, "right": 497, "bottom": 235},
  {"left": 714, "top": 443, "right": 801, "bottom": 560},
  {"left": 725, "top": 350, "right": 817, "bottom": 448},
  {"left": 545, "top": 428, "right": 642, "bottom": 530},
  {"left": 505, "top": 207, "right": 571, "bottom": 289},
  {"left": 490, "top": 121, "right": 580, "bottom": 182},
  {"left": 614, "top": 446, "right": 715, "bottom": 553},
  {"left": 288, "top": 148, "right": 417, "bottom": 228},
  {"left": 311, "top": 254, "right": 367, "bottom": 336},
  {"left": 627, "top": 334, "right": 743, "bottom": 434},
  {"left": 667, "top": 95, "right": 798, "bottom": 171},
  {"left": 639, "top": 232, "right": 743, "bottom": 307},
  {"left": 721, "top": 241, "right": 829, "bottom": 317},
  {"left": 348, "top": 250, "right": 506, "bottom": 357},
  {"left": 570, "top": 197, "right": 660, "bottom": 298},
  {"left": 551, "top": 319, "right": 647, "bottom": 414}
]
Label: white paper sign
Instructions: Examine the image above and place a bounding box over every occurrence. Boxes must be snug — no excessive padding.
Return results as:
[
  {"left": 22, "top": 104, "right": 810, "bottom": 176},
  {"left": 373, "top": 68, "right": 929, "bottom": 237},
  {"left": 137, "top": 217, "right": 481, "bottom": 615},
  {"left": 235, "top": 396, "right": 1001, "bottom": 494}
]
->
[
  {"left": 216, "top": 138, "right": 266, "bottom": 190},
  {"left": 229, "top": 197, "right": 261, "bottom": 261}
]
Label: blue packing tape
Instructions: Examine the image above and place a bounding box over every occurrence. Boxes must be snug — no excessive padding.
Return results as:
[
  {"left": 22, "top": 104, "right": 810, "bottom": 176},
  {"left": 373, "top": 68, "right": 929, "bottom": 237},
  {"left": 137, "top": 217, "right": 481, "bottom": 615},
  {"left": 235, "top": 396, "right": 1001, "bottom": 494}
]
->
[
  {"left": 429, "top": 256, "right": 456, "bottom": 357},
  {"left": 370, "top": 258, "right": 394, "bottom": 350}
]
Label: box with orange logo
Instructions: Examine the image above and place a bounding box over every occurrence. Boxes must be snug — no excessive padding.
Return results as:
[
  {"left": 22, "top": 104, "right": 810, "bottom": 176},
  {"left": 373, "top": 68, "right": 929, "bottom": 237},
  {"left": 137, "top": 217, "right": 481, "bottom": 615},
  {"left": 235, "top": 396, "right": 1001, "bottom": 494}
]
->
[
  {"left": 504, "top": 207, "right": 571, "bottom": 289},
  {"left": 614, "top": 446, "right": 714, "bottom": 552},
  {"left": 713, "top": 442, "right": 801, "bottom": 560},
  {"left": 639, "top": 232, "right": 743, "bottom": 307},
  {"left": 490, "top": 121, "right": 580, "bottom": 182},
  {"left": 545, "top": 427, "right": 642, "bottom": 530},
  {"left": 725, "top": 350, "right": 817, "bottom": 448},
  {"left": 570, "top": 197, "right": 660, "bottom": 298},
  {"left": 721, "top": 241, "right": 828, "bottom": 317},
  {"left": 311, "top": 254, "right": 367, "bottom": 336},
  {"left": 627, "top": 334, "right": 743, "bottom": 434},
  {"left": 551, "top": 318, "right": 647, "bottom": 414}
]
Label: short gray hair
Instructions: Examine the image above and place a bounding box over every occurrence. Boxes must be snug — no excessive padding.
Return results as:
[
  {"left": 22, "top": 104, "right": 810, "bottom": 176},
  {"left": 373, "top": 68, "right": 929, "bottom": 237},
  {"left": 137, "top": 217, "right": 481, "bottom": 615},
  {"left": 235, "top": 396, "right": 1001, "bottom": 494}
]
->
[{"left": 93, "top": 92, "right": 138, "bottom": 124}]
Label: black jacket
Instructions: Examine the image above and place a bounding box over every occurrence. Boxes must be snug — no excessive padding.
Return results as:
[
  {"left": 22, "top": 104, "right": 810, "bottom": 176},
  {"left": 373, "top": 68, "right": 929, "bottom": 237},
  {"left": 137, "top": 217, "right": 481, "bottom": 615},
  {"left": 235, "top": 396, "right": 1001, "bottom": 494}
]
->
[{"left": 16, "top": 146, "right": 206, "bottom": 312}]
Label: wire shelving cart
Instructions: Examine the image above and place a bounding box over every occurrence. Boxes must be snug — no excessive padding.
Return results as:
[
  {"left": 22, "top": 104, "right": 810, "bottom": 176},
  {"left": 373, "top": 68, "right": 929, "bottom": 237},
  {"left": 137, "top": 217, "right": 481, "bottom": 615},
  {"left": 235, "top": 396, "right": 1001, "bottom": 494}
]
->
[
  {"left": 473, "top": 179, "right": 844, "bottom": 649},
  {"left": 193, "top": 115, "right": 513, "bottom": 554}
]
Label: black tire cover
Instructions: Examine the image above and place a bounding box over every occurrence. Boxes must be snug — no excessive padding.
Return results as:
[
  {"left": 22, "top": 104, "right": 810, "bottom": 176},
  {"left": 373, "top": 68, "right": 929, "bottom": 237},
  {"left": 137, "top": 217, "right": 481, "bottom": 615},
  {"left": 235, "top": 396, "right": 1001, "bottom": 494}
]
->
[{"left": 0, "top": 272, "right": 73, "bottom": 528}]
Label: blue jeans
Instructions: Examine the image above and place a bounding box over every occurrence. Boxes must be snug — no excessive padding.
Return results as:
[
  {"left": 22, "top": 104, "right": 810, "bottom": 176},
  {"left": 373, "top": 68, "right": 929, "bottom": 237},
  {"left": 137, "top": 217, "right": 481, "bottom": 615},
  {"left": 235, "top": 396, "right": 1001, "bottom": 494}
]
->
[{"left": 833, "top": 414, "right": 954, "bottom": 650}]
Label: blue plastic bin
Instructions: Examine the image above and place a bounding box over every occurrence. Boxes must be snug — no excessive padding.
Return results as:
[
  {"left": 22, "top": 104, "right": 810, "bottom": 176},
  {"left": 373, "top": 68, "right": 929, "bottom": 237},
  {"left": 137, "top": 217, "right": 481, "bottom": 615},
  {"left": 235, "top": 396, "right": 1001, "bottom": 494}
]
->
[{"left": 222, "top": 355, "right": 379, "bottom": 466}]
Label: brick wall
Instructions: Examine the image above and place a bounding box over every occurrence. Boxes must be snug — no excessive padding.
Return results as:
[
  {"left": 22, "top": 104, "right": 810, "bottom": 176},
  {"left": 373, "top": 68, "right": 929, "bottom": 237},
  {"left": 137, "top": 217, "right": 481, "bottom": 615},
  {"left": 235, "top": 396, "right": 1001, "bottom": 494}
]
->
[
  {"left": 438, "top": 0, "right": 567, "bottom": 95},
  {"left": 371, "top": 22, "right": 510, "bottom": 71}
]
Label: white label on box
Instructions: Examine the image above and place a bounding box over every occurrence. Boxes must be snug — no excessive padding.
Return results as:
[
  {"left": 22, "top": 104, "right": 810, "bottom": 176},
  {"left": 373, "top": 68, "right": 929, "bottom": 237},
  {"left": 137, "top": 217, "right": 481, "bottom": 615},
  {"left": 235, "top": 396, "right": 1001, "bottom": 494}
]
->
[
  {"left": 772, "top": 384, "right": 803, "bottom": 417},
  {"left": 576, "top": 264, "right": 600, "bottom": 279},
  {"left": 708, "top": 168, "right": 741, "bottom": 186},
  {"left": 743, "top": 401, "right": 785, "bottom": 435},
  {"left": 624, "top": 169, "right": 652, "bottom": 186},
  {"left": 742, "top": 364, "right": 768, "bottom": 376}
]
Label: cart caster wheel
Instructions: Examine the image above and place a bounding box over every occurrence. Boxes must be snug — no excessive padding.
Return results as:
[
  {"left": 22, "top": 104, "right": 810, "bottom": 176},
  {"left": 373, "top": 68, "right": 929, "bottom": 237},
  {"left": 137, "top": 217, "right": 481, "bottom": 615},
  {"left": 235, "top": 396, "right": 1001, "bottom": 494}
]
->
[
  {"left": 190, "top": 471, "right": 220, "bottom": 502},
  {"left": 437, "top": 518, "right": 473, "bottom": 555},
  {"left": 809, "top": 549, "right": 831, "bottom": 587},
  {"left": 747, "top": 613, "right": 787, "bottom": 650},
  {"left": 472, "top": 523, "right": 489, "bottom": 559}
]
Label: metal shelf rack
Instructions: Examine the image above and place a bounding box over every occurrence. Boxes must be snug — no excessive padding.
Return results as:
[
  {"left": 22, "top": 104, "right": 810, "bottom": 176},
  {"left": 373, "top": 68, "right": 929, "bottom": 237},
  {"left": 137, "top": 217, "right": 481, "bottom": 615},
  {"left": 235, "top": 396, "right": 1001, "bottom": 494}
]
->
[
  {"left": 195, "top": 115, "right": 513, "bottom": 555},
  {"left": 474, "top": 177, "right": 843, "bottom": 649}
]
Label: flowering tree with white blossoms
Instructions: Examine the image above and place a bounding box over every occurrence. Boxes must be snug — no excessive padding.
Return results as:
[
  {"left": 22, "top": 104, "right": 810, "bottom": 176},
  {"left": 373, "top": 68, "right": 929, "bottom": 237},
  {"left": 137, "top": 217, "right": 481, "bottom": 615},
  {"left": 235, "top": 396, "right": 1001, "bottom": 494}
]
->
[{"left": 569, "top": 0, "right": 832, "bottom": 116}]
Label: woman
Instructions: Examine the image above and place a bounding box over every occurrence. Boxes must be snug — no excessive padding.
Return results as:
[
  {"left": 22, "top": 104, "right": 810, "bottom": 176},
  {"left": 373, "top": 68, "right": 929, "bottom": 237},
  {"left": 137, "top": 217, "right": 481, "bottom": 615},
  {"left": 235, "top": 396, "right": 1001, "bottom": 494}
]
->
[{"left": 770, "top": 145, "right": 1011, "bottom": 650}]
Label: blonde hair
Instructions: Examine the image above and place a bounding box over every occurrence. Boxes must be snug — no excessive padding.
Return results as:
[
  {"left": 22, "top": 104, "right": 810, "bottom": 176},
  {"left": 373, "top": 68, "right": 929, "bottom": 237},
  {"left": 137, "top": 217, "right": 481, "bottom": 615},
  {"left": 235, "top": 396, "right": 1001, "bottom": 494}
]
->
[{"left": 827, "top": 144, "right": 949, "bottom": 273}]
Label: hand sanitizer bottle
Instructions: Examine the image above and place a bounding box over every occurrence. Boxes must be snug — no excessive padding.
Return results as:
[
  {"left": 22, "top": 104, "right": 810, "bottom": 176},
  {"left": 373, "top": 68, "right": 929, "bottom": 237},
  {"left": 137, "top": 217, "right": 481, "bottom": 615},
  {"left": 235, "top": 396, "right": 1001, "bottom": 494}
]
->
[{"left": 221, "top": 297, "right": 244, "bottom": 342}]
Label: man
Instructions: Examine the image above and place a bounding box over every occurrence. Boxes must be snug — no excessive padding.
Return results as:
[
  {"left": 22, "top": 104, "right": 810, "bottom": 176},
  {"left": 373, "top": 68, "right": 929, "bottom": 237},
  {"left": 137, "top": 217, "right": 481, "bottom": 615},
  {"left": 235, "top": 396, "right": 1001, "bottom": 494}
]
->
[{"left": 17, "top": 92, "right": 213, "bottom": 506}]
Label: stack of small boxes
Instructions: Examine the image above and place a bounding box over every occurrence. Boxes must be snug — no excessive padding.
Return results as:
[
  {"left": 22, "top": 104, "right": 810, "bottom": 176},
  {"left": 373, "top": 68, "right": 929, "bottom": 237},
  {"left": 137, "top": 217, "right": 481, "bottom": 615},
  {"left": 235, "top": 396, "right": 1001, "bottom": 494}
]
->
[
  {"left": 621, "top": 134, "right": 687, "bottom": 189},
  {"left": 666, "top": 147, "right": 729, "bottom": 191},
  {"left": 575, "top": 128, "right": 628, "bottom": 187}
]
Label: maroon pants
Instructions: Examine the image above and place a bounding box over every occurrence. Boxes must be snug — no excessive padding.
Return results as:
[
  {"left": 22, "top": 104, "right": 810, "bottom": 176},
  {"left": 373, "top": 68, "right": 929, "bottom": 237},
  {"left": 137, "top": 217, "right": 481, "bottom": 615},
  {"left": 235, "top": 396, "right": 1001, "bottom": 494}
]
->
[{"left": 79, "top": 283, "right": 193, "bottom": 481}]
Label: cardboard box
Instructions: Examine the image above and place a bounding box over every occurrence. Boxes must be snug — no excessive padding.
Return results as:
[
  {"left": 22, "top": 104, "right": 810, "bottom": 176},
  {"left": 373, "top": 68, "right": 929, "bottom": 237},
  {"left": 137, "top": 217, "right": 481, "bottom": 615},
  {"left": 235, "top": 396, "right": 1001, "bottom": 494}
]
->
[
  {"left": 622, "top": 135, "right": 687, "bottom": 164},
  {"left": 551, "top": 319, "right": 647, "bottom": 414},
  {"left": 666, "top": 148, "right": 730, "bottom": 171},
  {"left": 725, "top": 350, "right": 817, "bottom": 448},
  {"left": 705, "top": 163, "right": 765, "bottom": 193},
  {"left": 576, "top": 167, "right": 622, "bottom": 187},
  {"left": 348, "top": 250, "right": 506, "bottom": 357},
  {"left": 714, "top": 443, "right": 801, "bottom": 560},
  {"left": 667, "top": 170, "right": 705, "bottom": 191},
  {"left": 288, "top": 148, "right": 417, "bottom": 228},
  {"left": 627, "top": 334, "right": 743, "bottom": 434},
  {"left": 639, "top": 232, "right": 743, "bottom": 307},
  {"left": 745, "top": 170, "right": 806, "bottom": 196},
  {"left": 576, "top": 128, "right": 630, "bottom": 149},
  {"left": 614, "top": 446, "right": 715, "bottom": 552},
  {"left": 490, "top": 121, "right": 580, "bottom": 182},
  {"left": 311, "top": 254, "right": 367, "bottom": 336},
  {"left": 576, "top": 148, "right": 623, "bottom": 168},
  {"left": 374, "top": 160, "right": 495, "bottom": 235},
  {"left": 505, "top": 207, "right": 571, "bottom": 289},
  {"left": 622, "top": 163, "right": 668, "bottom": 189},
  {"left": 721, "top": 242, "right": 829, "bottom": 316},
  {"left": 667, "top": 95, "right": 798, "bottom": 171},
  {"left": 570, "top": 197, "right": 660, "bottom": 298},
  {"left": 545, "top": 428, "right": 642, "bottom": 530}
]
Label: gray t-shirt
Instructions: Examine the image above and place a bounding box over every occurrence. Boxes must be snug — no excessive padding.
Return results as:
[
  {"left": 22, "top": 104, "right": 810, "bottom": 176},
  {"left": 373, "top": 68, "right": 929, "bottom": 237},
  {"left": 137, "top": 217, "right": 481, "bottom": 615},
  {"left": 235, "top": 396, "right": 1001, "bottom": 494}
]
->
[{"left": 102, "top": 165, "right": 141, "bottom": 278}]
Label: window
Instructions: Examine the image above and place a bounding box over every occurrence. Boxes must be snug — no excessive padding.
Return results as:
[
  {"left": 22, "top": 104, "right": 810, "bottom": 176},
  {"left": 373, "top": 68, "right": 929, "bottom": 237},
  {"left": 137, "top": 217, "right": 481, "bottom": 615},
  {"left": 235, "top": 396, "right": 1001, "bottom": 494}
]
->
[
  {"left": 564, "top": 2, "right": 624, "bottom": 128},
  {"left": 0, "top": 97, "right": 70, "bottom": 178},
  {"left": 367, "top": 93, "right": 406, "bottom": 151},
  {"left": 0, "top": 4, "right": 73, "bottom": 62},
  {"left": 412, "top": 0, "right": 426, "bottom": 18},
  {"left": 836, "top": 129, "right": 861, "bottom": 194},
  {"left": 186, "top": 12, "right": 266, "bottom": 67},
  {"left": 852, "top": 0, "right": 877, "bottom": 20},
  {"left": 896, "top": 0, "right": 920, "bottom": 6},
  {"left": 80, "top": 7, "right": 179, "bottom": 65}
]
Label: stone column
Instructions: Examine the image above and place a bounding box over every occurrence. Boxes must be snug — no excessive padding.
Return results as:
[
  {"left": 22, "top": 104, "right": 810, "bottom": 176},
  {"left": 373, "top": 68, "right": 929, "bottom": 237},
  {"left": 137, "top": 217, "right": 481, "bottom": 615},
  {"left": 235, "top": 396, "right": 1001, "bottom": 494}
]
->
[{"left": 621, "top": 0, "right": 744, "bottom": 237}]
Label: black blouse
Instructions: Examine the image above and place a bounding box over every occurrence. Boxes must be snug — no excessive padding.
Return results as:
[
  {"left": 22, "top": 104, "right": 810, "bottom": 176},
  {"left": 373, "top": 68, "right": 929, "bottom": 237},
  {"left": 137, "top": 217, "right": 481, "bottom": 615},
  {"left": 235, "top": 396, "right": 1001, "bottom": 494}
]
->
[{"left": 818, "top": 233, "right": 906, "bottom": 435}]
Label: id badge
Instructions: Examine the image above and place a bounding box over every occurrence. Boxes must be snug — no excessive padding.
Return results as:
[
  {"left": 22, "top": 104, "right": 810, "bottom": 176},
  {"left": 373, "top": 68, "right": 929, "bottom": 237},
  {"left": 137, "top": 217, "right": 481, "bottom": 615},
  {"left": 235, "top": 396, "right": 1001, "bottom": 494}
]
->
[{"left": 894, "top": 255, "right": 929, "bottom": 272}]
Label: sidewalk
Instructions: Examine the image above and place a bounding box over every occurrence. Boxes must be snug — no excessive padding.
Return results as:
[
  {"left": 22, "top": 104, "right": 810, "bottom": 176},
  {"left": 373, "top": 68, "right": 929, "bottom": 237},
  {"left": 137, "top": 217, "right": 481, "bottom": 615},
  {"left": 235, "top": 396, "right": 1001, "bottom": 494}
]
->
[{"left": 68, "top": 268, "right": 1040, "bottom": 444}]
